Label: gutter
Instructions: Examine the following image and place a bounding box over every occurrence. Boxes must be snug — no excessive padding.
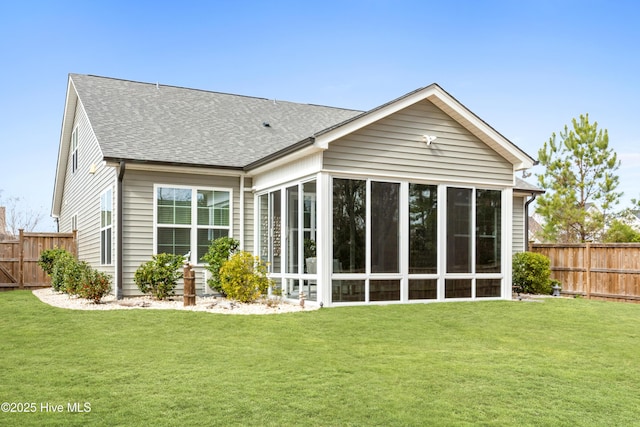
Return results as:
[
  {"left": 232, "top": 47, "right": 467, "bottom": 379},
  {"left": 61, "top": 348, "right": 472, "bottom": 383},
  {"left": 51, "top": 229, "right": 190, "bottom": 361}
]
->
[
  {"left": 116, "top": 161, "right": 126, "bottom": 299},
  {"left": 243, "top": 137, "right": 315, "bottom": 171},
  {"left": 524, "top": 193, "right": 537, "bottom": 251}
]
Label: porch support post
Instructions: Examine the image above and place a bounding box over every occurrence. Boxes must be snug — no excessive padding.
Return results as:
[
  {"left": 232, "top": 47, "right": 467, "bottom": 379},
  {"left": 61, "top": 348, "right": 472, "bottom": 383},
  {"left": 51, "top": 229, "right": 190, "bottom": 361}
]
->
[{"left": 316, "top": 172, "right": 331, "bottom": 306}]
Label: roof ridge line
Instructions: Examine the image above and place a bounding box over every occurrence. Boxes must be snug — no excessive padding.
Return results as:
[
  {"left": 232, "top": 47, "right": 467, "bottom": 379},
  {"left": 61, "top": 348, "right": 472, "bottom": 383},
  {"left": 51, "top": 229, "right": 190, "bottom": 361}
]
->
[{"left": 72, "top": 73, "right": 361, "bottom": 112}]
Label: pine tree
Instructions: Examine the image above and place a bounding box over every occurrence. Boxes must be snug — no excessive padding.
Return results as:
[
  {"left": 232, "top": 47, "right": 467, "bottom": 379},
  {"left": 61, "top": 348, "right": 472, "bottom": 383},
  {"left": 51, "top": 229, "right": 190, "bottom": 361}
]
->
[{"left": 536, "top": 114, "right": 621, "bottom": 242}]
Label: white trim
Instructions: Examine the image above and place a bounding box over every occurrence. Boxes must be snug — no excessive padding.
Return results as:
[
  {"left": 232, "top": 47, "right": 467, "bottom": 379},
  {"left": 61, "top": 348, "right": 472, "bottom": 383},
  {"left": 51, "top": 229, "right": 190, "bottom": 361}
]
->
[
  {"left": 99, "top": 187, "right": 113, "bottom": 266},
  {"left": 502, "top": 187, "right": 514, "bottom": 299},
  {"left": 321, "top": 168, "right": 514, "bottom": 188},
  {"left": 107, "top": 161, "right": 247, "bottom": 177},
  {"left": 313, "top": 85, "right": 534, "bottom": 171}
]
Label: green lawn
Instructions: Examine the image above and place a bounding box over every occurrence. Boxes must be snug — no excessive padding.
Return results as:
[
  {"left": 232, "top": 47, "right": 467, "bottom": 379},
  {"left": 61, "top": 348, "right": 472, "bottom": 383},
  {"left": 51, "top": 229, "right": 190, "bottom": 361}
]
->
[{"left": 1, "top": 291, "right": 639, "bottom": 426}]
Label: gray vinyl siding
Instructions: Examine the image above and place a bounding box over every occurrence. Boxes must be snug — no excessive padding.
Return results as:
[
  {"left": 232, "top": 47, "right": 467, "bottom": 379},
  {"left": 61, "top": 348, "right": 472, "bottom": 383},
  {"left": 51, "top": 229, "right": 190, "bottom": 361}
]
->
[
  {"left": 512, "top": 196, "right": 525, "bottom": 253},
  {"left": 323, "top": 100, "right": 514, "bottom": 185},
  {"left": 57, "top": 101, "right": 116, "bottom": 279},
  {"left": 121, "top": 170, "right": 248, "bottom": 296}
]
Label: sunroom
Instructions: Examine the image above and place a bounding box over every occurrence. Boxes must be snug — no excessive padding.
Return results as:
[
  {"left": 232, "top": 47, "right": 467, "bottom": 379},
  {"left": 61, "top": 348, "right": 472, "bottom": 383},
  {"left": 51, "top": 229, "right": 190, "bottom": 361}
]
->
[
  {"left": 255, "top": 173, "right": 508, "bottom": 307},
  {"left": 250, "top": 85, "right": 534, "bottom": 307}
]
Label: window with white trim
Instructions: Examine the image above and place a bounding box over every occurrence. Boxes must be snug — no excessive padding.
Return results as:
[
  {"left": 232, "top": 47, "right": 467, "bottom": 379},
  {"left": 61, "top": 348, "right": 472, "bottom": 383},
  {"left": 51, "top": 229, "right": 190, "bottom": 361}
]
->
[
  {"left": 71, "top": 127, "right": 79, "bottom": 173},
  {"left": 100, "top": 189, "right": 112, "bottom": 265},
  {"left": 155, "top": 186, "right": 231, "bottom": 263}
]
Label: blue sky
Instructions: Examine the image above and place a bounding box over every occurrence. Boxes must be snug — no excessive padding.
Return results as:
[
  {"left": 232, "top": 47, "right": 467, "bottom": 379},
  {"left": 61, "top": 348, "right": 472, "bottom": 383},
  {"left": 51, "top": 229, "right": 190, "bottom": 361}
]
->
[{"left": 1, "top": 0, "right": 639, "bottom": 231}]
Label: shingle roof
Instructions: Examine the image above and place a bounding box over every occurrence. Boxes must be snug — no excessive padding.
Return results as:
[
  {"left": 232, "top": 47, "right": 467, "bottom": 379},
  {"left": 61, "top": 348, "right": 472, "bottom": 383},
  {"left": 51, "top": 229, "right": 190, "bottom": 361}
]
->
[
  {"left": 515, "top": 177, "right": 544, "bottom": 194},
  {"left": 70, "top": 74, "right": 363, "bottom": 168}
]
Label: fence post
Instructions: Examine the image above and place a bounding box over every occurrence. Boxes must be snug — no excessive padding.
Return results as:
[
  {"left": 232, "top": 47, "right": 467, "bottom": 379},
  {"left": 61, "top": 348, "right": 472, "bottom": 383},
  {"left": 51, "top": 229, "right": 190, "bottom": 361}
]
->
[
  {"left": 183, "top": 264, "right": 196, "bottom": 306},
  {"left": 585, "top": 241, "right": 591, "bottom": 299},
  {"left": 18, "top": 229, "right": 24, "bottom": 289}
]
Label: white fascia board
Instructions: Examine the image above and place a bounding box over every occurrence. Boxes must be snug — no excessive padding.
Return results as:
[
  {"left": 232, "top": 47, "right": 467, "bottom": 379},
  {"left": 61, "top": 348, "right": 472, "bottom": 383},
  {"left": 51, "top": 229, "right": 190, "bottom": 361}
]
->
[
  {"left": 313, "top": 84, "right": 535, "bottom": 171},
  {"left": 426, "top": 90, "right": 535, "bottom": 170},
  {"left": 313, "top": 87, "right": 439, "bottom": 150},
  {"left": 104, "top": 161, "right": 247, "bottom": 177},
  {"left": 51, "top": 78, "right": 78, "bottom": 217}
]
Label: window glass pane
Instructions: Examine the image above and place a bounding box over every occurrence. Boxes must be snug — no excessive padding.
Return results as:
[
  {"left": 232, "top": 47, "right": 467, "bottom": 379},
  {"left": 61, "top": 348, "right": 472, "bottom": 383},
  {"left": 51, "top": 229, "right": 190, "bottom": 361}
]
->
[
  {"left": 258, "top": 194, "right": 269, "bottom": 264},
  {"left": 447, "top": 188, "right": 471, "bottom": 273},
  {"left": 197, "top": 228, "right": 229, "bottom": 262},
  {"left": 333, "top": 179, "right": 366, "bottom": 273},
  {"left": 106, "top": 230, "right": 112, "bottom": 264},
  {"left": 303, "top": 181, "right": 317, "bottom": 274},
  {"left": 302, "top": 279, "right": 317, "bottom": 302},
  {"left": 409, "top": 279, "right": 437, "bottom": 300},
  {"left": 371, "top": 182, "right": 400, "bottom": 273},
  {"left": 476, "top": 190, "right": 501, "bottom": 273},
  {"left": 157, "top": 227, "right": 190, "bottom": 256},
  {"left": 370, "top": 280, "right": 400, "bottom": 301},
  {"left": 101, "top": 229, "right": 112, "bottom": 265},
  {"left": 214, "top": 191, "right": 230, "bottom": 226},
  {"left": 409, "top": 184, "right": 438, "bottom": 274},
  {"left": 445, "top": 279, "right": 472, "bottom": 298},
  {"left": 332, "top": 280, "right": 365, "bottom": 302},
  {"left": 270, "top": 278, "right": 282, "bottom": 297},
  {"left": 271, "top": 190, "right": 282, "bottom": 273},
  {"left": 157, "top": 188, "right": 192, "bottom": 225},
  {"left": 477, "top": 279, "right": 501, "bottom": 298},
  {"left": 102, "top": 191, "right": 113, "bottom": 227},
  {"left": 285, "top": 278, "right": 300, "bottom": 299},
  {"left": 197, "top": 190, "right": 214, "bottom": 226},
  {"left": 287, "top": 186, "right": 299, "bottom": 274}
]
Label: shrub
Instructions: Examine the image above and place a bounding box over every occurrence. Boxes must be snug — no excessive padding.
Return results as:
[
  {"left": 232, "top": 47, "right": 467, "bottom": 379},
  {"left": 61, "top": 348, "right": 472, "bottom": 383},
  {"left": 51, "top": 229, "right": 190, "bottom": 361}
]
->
[
  {"left": 38, "top": 247, "right": 112, "bottom": 303},
  {"left": 201, "top": 237, "right": 240, "bottom": 295},
  {"left": 134, "top": 253, "right": 185, "bottom": 300},
  {"left": 219, "top": 251, "right": 272, "bottom": 303},
  {"left": 77, "top": 268, "right": 112, "bottom": 303},
  {"left": 38, "top": 248, "right": 76, "bottom": 292},
  {"left": 63, "top": 260, "right": 91, "bottom": 296},
  {"left": 512, "top": 251, "right": 552, "bottom": 295}
]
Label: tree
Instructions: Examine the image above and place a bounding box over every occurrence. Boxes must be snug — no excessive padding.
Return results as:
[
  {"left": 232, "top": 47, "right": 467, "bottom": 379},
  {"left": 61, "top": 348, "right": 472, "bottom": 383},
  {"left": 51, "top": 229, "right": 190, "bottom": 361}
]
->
[
  {"left": 0, "top": 190, "right": 45, "bottom": 238},
  {"left": 602, "top": 219, "right": 640, "bottom": 243},
  {"left": 536, "top": 114, "right": 621, "bottom": 243}
]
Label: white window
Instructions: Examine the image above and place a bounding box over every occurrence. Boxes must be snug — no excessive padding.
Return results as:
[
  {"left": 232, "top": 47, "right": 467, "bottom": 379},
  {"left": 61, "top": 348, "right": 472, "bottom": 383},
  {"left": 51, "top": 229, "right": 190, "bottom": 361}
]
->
[
  {"left": 71, "top": 127, "right": 79, "bottom": 173},
  {"left": 100, "top": 189, "right": 113, "bottom": 265},
  {"left": 155, "top": 185, "right": 232, "bottom": 263}
]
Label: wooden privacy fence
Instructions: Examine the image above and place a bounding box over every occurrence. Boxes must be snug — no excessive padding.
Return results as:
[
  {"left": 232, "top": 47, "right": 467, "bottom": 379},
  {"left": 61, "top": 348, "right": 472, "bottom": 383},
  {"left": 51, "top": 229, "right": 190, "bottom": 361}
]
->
[
  {"left": 0, "top": 230, "right": 77, "bottom": 291},
  {"left": 530, "top": 243, "right": 640, "bottom": 303}
]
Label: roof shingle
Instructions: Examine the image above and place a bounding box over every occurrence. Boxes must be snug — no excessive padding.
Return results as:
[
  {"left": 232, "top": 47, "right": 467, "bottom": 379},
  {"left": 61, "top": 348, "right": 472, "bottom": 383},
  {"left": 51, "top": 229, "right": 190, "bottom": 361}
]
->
[{"left": 70, "top": 74, "right": 363, "bottom": 168}]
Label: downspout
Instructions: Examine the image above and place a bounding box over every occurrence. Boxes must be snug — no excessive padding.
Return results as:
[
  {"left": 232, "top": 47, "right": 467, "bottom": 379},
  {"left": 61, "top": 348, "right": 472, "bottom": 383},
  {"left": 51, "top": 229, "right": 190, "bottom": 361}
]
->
[
  {"left": 116, "top": 161, "right": 126, "bottom": 299},
  {"left": 239, "top": 175, "right": 245, "bottom": 250},
  {"left": 524, "top": 193, "right": 537, "bottom": 252}
]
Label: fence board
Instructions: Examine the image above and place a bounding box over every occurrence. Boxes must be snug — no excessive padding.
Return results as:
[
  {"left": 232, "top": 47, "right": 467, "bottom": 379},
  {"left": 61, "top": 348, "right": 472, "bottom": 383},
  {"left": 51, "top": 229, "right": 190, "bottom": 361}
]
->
[
  {"left": 0, "top": 230, "right": 77, "bottom": 291},
  {"left": 531, "top": 243, "right": 640, "bottom": 303}
]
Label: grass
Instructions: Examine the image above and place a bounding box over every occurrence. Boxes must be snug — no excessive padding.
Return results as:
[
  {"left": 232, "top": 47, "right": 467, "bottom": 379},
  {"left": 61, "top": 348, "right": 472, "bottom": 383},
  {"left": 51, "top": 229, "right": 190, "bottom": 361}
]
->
[{"left": 1, "top": 292, "right": 640, "bottom": 426}]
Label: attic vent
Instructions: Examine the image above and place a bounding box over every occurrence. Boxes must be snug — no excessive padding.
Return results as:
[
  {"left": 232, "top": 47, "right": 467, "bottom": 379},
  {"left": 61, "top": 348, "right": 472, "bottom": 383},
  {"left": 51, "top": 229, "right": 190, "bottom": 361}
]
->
[{"left": 262, "top": 122, "right": 271, "bottom": 127}]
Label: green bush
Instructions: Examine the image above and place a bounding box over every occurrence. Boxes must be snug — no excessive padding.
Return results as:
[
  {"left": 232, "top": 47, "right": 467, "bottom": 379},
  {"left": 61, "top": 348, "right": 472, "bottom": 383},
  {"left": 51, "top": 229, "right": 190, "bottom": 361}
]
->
[
  {"left": 38, "top": 248, "right": 76, "bottom": 292},
  {"left": 201, "top": 236, "right": 240, "bottom": 295},
  {"left": 512, "top": 251, "right": 552, "bottom": 295},
  {"left": 38, "top": 248, "right": 111, "bottom": 303},
  {"left": 219, "top": 251, "right": 272, "bottom": 303},
  {"left": 134, "top": 253, "right": 185, "bottom": 300},
  {"left": 63, "top": 260, "right": 91, "bottom": 296},
  {"left": 77, "top": 268, "right": 112, "bottom": 303}
]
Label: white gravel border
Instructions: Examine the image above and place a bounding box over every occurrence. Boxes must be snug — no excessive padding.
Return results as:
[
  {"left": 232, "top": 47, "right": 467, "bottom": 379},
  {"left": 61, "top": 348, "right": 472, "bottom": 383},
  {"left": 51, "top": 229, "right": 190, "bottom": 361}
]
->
[{"left": 32, "top": 288, "right": 317, "bottom": 315}]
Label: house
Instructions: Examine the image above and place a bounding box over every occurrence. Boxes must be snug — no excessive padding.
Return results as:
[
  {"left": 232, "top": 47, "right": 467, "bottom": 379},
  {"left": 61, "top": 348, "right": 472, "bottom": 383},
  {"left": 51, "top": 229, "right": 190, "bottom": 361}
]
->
[{"left": 52, "top": 74, "right": 540, "bottom": 305}]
